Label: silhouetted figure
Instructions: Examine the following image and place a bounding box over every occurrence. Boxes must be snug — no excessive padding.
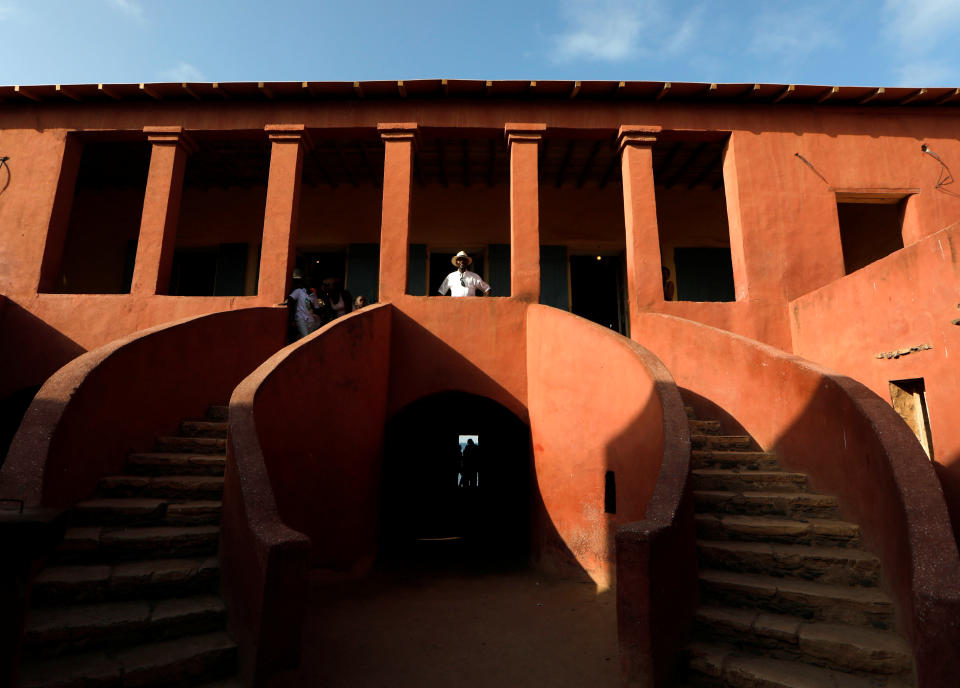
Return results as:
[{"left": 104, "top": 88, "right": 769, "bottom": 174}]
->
[
  {"left": 462, "top": 438, "right": 480, "bottom": 488},
  {"left": 319, "top": 277, "right": 353, "bottom": 323},
  {"left": 662, "top": 266, "right": 675, "bottom": 301},
  {"left": 283, "top": 268, "right": 322, "bottom": 341}
]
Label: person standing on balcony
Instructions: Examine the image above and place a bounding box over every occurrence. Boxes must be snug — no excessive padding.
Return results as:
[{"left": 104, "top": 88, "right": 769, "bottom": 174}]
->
[
  {"left": 284, "top": 268, "right": 322, "bottom": 340},
  {"left": 438, "top": 250, "right": 491, "bottom": 297}
]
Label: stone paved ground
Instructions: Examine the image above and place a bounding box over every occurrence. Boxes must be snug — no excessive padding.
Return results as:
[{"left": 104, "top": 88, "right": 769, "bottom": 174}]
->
[{"left": 281, "top": 553, "right": 619, "bottom": 688}]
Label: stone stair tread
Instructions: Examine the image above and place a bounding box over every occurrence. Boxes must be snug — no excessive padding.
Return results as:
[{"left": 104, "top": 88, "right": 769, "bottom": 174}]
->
[
  {"left": 76, "top": 497, "right": 167, "bottom": 510},
  {"left": 695, "top": 605, "right": 913, "bottom": 674},
  {"left": 695, "top": 490, "right": 838, "bottom": 503},
  {"left": 692, "top": 449, "right": 776, "bottom": 459},
  {"left": 206, "top": 405, "right": 229, "bottom": 421},
  {"left": 693, "top": 468, "right": 806, "bottom": 479},
  {"left": 100, "top": 474, "right": 225, "bottom": 489},
  {"left": 18, "top": 631, "right": 236, "bottom": 688},
  {"left": 698, "top": 539, "right": 880, "bottom": 564},
  {"left": 155, "top": 436, "right": 227, "bottom": 454},
  {"left": 25, "top": 595, "right": 225, "bottom": 642},
  {"left": 700, "top": 569, "right": 893, "bottom": 607},
  {"left": 687, "top": 642, "right": 910, "bottom": 688},
  {"left": 62, "top": 524, "right": 219, "bottom": 550},
  {"left": 701, "top": 514, "right": 859, "bottom": 534},
  {"left": 180, "top": 420, "right": 229, "bottom": 436},
  {"left": 128, "top": 452, "right": 226, "bottom": 465},
  {"left": 688, "top": 420, "right": 722, "bottom": 434},
  {"left": 36, "top": 556, "right": 218, "bottom": 587}
]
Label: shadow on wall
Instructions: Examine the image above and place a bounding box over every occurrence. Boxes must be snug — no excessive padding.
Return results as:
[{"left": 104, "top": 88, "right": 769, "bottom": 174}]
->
[{"left": 0, "top": 298, "right": 85, "bottom": 464}]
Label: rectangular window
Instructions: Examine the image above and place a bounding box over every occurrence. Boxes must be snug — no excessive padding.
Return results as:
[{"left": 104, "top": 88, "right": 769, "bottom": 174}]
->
[{"left": 836, "top": 193, "right": 908, "bottom": 274}]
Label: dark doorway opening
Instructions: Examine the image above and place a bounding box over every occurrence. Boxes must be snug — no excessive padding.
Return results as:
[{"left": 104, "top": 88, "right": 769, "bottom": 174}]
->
[
  {"left": 380, "top": 392, "right": 530, "bottom": 569},
  {"left": 674, "top": 246, "right": 736, "bottom": 302},
  {"left": 297, "top": 250, "right": 347, "bottom": 291},
  {"left": 569, "top": 254, "right": 626, "bottom": 334}
]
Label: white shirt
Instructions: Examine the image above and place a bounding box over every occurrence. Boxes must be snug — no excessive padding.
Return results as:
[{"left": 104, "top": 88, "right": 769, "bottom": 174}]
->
[
  {"left": 439, "top": 269, "right": 491, "bottom": 297},
  {"left": 289, "top": 287, "right": 318, "bottom": 322}
]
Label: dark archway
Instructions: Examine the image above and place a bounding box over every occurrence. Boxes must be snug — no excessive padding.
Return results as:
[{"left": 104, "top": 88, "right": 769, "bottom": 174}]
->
[{"left": 379, "top": 391, "right": 531, "bottom": 567}]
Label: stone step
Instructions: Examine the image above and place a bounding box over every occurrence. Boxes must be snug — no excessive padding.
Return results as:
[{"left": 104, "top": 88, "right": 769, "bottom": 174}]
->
[
  {"left": 690, "top": 434, "right": 753, "bottom": 451},
  {"left": 689, "top": 419, "right": 722, "bottom": 435},
  {"left": 206, "top": 405, "right": 229, "bottom": 422},
  {"left": 692, "top": 469, "right": 808, "bottom": 493},
  {"left": 155, "top": 436, "right": 227, "bottom": 454},
  {"left": 18, "top": 631, "right": 237, "bottom": 688},
  {"left": 23, "top": 595, "right": 226, "bottom": 658},
  {"left": 691, "top": 450, "right": 778, "bottom": 471},
  {"left": 127, "top": 452, "right": 226, "bottom": 476},
  {"left": 180, "top": 420, "right": 229, "bottom": 439},
  {"left": 97, "top": 474, "right": 225, "bottom": 499},
  {"left": 697, "top": 540, "right": 881, "bottom": 586},
  {"left": 32, "top": 556, "right": 220, "bottom": 604},
  {"left": 73, "top": 498, "right": 222, "bottom": 526},
  {"left": 694, "top": 490, "right": 841, "bottom": 520},
  {"left": 685, "top": 642, "right": 912, "bottom": 688},
  {"left": 693, "top": 605, "right": 913, "bottom": 675},
  {"left": 696, "top": 514, "right": 862, "bottom": 548},
  {"left": 699, "top": 569, "right": 895, "bottom": 629},
  {"left": 56, "top": 525, "right": 220, "bottom": 563}
]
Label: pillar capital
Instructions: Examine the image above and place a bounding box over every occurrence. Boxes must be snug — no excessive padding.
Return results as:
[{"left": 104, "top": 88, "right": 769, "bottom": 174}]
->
[
  {"left": 265, "top": 124, "right": 314, "bottom": 149},
  {"left": 143, "top": 126, "right": 197, "bottom": 154},
  {"left": 617, "top": 125, "right": 661, "bottom": 155},
  {"left": 378, "top": 122, "right": 419, "bottom": 147},
  {"left": 505, "top": 122, "right": 546, "bottom": 147}
]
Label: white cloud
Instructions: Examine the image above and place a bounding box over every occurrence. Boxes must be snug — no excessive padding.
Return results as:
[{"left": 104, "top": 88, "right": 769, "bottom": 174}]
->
[
  {"left": 748, "top": 6, "right": 838, "bottom": 60},
  {"left": 549, "top": 0, "right": 704, "bottom": 63},
  {"left": 883, "top": 0, "right": 960, "bottom": 56},
  {"left": 895, "top": 60, "right": 960, "bottom": 87},
  {"left": 107, "top": 0, "right": 143, "bottom": 19},
  {"left": 160, "top": 62, "right": 206, "bottom": 82}
]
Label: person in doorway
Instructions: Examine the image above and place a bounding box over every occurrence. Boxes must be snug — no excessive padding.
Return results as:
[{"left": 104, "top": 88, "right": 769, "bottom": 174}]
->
[
  {"left": 319, "top": 277, "right": 353, "bottom": 323},
  {"left": 662, "top": 266, "right": 675, "bottom": 301},
  {"left": 438, "top": 250, "right": 491, "bottom": 297},
  {"left": 462, "top": 438, "right": 480, "bottom": 488},
  {"left": 283, "top": 268, "right": 323, "bottom": 340}
]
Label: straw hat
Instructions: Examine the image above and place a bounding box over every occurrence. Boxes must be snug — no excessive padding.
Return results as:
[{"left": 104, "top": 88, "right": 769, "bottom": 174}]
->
[{"left": 451, "top": 250, "right": 473, "bottom": 267}]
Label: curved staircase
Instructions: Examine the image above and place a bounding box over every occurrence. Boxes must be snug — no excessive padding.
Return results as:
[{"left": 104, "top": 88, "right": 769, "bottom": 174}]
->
[
  {"left": 682, "top": 409, "right": 916, "bottom": 687},
  {"left": 17, "top": 406, "right": 238, "bottom": 688}
]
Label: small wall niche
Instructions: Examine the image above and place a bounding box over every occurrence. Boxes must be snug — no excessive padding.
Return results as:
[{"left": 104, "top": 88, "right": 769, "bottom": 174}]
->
[
  {"left": 889, "top": 378, "right": 934, "bottom": 459},
  {"left": 836, "top": 192, "right": 910, "bottom": 274}
]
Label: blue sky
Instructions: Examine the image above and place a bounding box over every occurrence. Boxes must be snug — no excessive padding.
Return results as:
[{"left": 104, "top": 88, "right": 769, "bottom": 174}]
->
[{"left": 1, "top": 0, "right": 959, "bottom": 87}]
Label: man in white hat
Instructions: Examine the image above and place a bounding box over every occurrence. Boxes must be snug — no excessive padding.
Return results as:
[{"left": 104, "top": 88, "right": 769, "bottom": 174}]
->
[{"left": 438, "top": 250, "right": 492, "bottom": 297}]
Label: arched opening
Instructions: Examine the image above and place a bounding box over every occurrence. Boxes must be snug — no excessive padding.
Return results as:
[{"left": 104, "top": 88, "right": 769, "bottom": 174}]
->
[{"left": 379, "top": 391, "right": 530, "bottom": 568}]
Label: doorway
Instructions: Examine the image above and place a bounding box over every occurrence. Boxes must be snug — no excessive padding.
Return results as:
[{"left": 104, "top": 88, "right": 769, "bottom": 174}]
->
[
  {"left": 429, "top": 251, "right": 486, "bottom": 296},
  {"left": 569, "top": 254, "right": 626, "bottom": 334},
  {"left": 380, "top": 392, "right": 530, "bottom": 566}
]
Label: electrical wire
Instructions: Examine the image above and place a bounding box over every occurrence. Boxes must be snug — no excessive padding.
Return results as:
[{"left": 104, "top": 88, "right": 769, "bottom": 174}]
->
[
  {"left": 921, "top": 144, "right": 954, "bottom": 189},
  {"left": 0, "top": 156, "right": 10, "bottom": 194},
  {"left": 794, "top": 152, "right": 830, "bottom": 185}
]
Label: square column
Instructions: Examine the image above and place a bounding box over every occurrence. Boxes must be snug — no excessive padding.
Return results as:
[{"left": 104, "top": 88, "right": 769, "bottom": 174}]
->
[
  {"left": 505, "top": 123, "right": 545, "bottom": 302},
  {"left": 130, "top": 127, "right": 196, "bottom": 296},
  {"left": 258, "top": 125, "right": 311, "bottom": 303},
  {"left": 377, "top": 123, "right": 418, "bottom": 301},
  {"left": 618, "top": 125, "right": 663, "bottom": 339}
]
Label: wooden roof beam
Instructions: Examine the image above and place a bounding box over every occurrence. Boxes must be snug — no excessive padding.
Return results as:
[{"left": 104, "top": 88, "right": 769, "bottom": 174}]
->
[
  {"left": 181, "top": 83, "right": 201, "bottom": 100},
  {"left": 933, "top": 88, "right": 959, "bottom": 105},
  {"left": 899, "top": 88, "right": 927, "bottom": 105},
  {"left": 397, "top": 81, "right": 407, "bottom": 98},
  {"left": 663, "top": 142, "right": 708, "bottom": 189},
  {"left": 352, "top": 82, "right": 364, "bottom": 99},
  {"left": 308, "top": 149, "right": 337, "bottom": 188},
  {"left": 569, "top": 81, "right": 581, "bottom": 99},
  {"left": 55, "top": 85, "right": 82, "bottom": 102},
  {"left": 599, "top": 151, "right": 620, "bottom": 188},
  {"left": 98, "top": 83, "right": 122, "bottom": 100},
  {"left": 257, "top": 82, "right": 275, "bottom": 100},
  {"left": 858, "top": 87, "right": 884, "bottom": 105},
  {"left": 461, "top": 139, "right": 470, "bottom": 187},
  {"left": 773, "top": 84, "right": 796, "bottom": 103},
  {"left": 413, "top": 149, "right": 425, "bottom": 186},
  {"left": 436, "top": 139, "right": 448, "bottom": 187},
  {"left": 653, "top": 142, "right": 683, "bottom": 178},
  {"left": 687, "top": 153, "right": 722, "bottom": 189},
  {"left": 655, "top": 82, "right": 672, "bottom": 101},
  {"left": 485, "top": 80, "right": 493, "bottom": 96},
  {"left": 356, "top": 142, "right": 381, "bottom": 189},
  {"left": 441, "top": 79, "right": 449, "bottom": 96},
  {"left": 576, "top": 140, "right": 604, "bottom": 188},
  {"left": 211, "top": 83, "right": 230, "bottom": 98},
  {"left": 332, "top": 141, "right": 358, "bottom": 187},
  {"left": 817, "top": 86, "right": 839, "bottom": 103},
  {"left": 139, "top": 83, "right": 162, "bottom": 100},
  {"left": 554, "top": 140, "right": 575, "bottom": 188},
  {"left": 487, "top": 139, "right": 497, "bottom": 187},
  {"left": 14, "top": 85, "right": 42, "bottom": 102}
]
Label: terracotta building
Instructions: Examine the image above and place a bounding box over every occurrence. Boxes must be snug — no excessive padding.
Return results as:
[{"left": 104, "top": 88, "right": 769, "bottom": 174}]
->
[{"left": 1, "top": 79, "right": 958, "bottom": 687}]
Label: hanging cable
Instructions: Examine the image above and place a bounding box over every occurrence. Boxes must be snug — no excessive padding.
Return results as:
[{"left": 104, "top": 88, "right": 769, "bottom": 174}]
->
[
  {"left": 0, "top": 156, "right": 10, "bottom": 194},
  {"left": 794, "top": 152, "right": 830, "bottom": 185},
  {"left": 921, "top": 144, "right": 954, "bottom": 189}
]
